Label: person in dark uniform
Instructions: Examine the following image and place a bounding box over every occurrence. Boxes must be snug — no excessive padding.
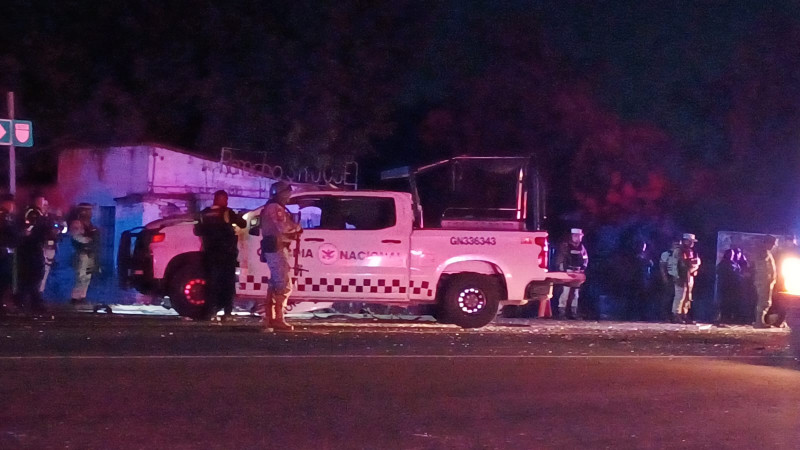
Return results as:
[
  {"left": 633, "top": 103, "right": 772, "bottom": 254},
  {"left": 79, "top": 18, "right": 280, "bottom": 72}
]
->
[
  {"left": 555, "top": 228, "right": 589, "bottom": 319},
  {"left": 0, "top": 195, "right": 20, "bottom": 316},
  {"left": 716, "top": 248, "right": 744, "bottom": 324},
  {"left": 16, "top": 195, "right": 57, "bottom": 314},
  {"left": 626, "top": 240, "right": 653, "bottom": 321},
  {"left": 194, "top": 190, "right": 246, "bottom": 321}
]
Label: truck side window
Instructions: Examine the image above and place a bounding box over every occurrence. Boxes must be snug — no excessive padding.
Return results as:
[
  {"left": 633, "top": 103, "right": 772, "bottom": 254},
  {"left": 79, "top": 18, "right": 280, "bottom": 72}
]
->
[
  {"left": 335, "top": 197, "right": 396, "bottom": 230},
  {"left": 287, "top": 198, "right": 324, "bottom": 230},
  {"left": 289, "top": 196, "right": 396, "bottom": 231}
]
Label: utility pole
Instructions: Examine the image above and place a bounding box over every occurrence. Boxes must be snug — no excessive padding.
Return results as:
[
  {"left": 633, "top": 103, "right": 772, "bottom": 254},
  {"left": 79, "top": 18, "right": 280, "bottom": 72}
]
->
[{"left": 7, "top": 91, "right": 15, "bottom": 195}]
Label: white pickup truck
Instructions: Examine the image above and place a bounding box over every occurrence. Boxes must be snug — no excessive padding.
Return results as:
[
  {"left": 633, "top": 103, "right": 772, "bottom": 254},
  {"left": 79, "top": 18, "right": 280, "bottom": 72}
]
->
[{"left": 119, "top": 157, "right": 583, "bottom": 328}]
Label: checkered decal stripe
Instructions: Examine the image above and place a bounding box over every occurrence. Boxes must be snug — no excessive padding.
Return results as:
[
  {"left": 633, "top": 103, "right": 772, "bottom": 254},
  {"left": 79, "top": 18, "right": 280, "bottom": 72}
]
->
[
  {"left": 297, "top": 277, "right": 407, "bottom": 294},
  {"left": 237, "top": 275, "right": 433, "bottom": 297},
  {"left": 237, "top": 274, "right": 270, "bottom": 292},
  {"left": 409, "top": 280, "right": 433, "bottom": 298}
]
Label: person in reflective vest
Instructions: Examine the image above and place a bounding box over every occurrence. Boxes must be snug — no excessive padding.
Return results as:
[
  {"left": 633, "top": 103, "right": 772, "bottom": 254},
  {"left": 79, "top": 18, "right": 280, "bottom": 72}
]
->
[
  {"left": 195, "top": 190, "right": 246, "bottom": 321},
  {"left": 556, "top": 228, "right": 588, "bottom": 319},
  {"left": 259, "top": 181, "right": 302, "bottom": 331}
]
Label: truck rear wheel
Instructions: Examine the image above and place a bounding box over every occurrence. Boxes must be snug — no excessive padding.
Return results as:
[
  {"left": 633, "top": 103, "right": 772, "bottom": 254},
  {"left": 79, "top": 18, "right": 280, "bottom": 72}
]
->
[
  {"left": 168, "top": 263, "right": 216, "bottom": 320},
  {"left": 440, "top": 274, "right": 501, "bottom": 328}
]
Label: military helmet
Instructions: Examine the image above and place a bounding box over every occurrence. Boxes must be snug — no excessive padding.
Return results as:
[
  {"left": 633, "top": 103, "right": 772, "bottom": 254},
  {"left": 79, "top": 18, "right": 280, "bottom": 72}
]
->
[{"left": 270, "top": 181, "right": 292, "bottom": 197}]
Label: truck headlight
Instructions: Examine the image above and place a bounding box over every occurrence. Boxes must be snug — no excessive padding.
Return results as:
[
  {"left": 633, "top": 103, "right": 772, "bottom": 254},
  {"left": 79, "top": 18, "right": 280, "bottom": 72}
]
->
[{"left": 781, "top": 257, "right": 800, "bottom": 295}]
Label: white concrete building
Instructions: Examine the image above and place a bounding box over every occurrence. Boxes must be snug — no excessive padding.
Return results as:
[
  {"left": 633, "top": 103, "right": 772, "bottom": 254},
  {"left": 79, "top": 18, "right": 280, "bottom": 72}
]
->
[{"left": 51, "top": 145, "right": 280, "bottom": 302}]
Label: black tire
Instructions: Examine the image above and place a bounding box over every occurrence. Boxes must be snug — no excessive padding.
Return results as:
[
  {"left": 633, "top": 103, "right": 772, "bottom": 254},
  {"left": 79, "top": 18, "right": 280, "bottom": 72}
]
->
[
  {"left": 168, "top": 263, "right": 216, "bottom": 320},
  {"left": 440, "top": 274, "right": 501, "bottom": 328}
]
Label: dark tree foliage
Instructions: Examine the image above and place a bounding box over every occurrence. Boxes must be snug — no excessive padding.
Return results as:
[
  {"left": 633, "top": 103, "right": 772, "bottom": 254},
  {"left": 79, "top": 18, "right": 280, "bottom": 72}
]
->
[
  {"left": 713, "top": 14, "right": 800, "bottom": 233},
  {"left": 2, "top": 0, "right": 800, "bottom": 238},
  {"left": 0, "top": 0, "right": 425, "bottom": 166}
]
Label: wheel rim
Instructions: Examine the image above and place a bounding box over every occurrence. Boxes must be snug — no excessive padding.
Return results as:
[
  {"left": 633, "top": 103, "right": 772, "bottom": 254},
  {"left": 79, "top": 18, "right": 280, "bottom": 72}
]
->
[
  {"left": 457, "top": 287, "right": 486, "bottom": 314},
  {"left": 183, "top": 279, "right": 207, "bottom": 306}
]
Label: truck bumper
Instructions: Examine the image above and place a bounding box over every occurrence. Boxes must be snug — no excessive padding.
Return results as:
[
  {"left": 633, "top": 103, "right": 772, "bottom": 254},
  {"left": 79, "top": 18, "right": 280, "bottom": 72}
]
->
[
  {"left": 503, "top": 281, "right": 554, "bottom": 306},
  {"left": 546, "top": 271, "right": 586, "bottom": 288}
]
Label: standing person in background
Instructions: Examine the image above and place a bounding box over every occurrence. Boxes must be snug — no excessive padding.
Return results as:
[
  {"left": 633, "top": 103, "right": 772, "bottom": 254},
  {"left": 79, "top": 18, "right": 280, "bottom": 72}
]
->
[
  {"left": 40, "top": 207, "right": 65, "bottom": 294},
  {"left": 627, "top": 240, "right": 653, "bottom": 321},
  {"left": 671, "top": 233, "right": 701, "bottom": 324},
  {"left": 716, "top": 248, "right": 744, "bottom": 324},
  {"left": 659, "top": 240, "right": 680, "bottom": 321},
  {"left": 70, "top": 204, "right": 103, "bottom": 311},
  {"left": 260, "top": 181, "right": 302, "bottom": 331},
  {"left": 16, "top": 195, "right": 56, "bottom": 314},
  {"left": 556, "top": 228, "right": 588, "bottom": 320},
  {"left": 0, "top": 195, "right": 20, "bottom": 316},
  {"left": 195, "top": 190, "right": 246, "bottom": 322},
  {"left": 753, "top": 235, "right": 777, "bottom": 328},
  {"left": 733, "top": 246, "right": 756, "bottom": 323}
]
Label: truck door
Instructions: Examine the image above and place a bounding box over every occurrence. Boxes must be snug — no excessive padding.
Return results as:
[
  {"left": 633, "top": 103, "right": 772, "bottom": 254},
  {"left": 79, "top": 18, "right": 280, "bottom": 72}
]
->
[{"left": 289, "top": 194, "right": 410, "bottom": 301}]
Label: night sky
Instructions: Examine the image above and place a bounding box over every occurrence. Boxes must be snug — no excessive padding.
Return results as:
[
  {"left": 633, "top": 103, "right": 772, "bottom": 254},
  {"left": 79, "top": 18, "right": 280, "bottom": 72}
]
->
[{"left": 2, "top": 0, "right": 800, "bottom": 239}]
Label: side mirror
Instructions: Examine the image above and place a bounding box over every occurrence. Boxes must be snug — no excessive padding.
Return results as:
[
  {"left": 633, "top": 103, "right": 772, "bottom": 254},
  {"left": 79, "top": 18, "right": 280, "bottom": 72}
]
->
[{"left": 248, "top": 216, "right": 261, "bottom": 236}]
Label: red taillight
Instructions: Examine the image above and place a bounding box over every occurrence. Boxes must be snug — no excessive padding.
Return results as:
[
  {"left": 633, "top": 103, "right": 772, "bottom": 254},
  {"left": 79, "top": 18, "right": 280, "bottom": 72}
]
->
[
  {"left": 151, "top": 233, "right": 166, "bottom": 243},
  {"left": 534, "top": 236, "right": 548, "bottom": 269}
]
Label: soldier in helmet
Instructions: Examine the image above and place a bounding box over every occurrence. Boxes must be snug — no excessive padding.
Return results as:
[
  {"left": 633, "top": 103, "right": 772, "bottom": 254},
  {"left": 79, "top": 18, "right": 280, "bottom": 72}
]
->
[
  {"left": 194, "top": 190, "right": 246, "bottom": 321},
  {"left": 69, "top": 203, "right": 102, "bottom": 309},
  {"left": 259, "top": 181, "right": 302, "bottom": 331},
  {"left": 16, "top": 195, "right": 57, "bottom": 314}
]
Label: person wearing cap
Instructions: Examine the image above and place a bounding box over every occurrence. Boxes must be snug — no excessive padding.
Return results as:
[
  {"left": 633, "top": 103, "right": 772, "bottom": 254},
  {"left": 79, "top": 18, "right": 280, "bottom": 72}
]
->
[
  {"left": 555, "top": 228, "right": 588, "bottom": 319},
  {"left": 69, "top": 203, "right": 105, "bottom": 310},
  {"left": 259, "top": 181, "right": 302, "bottom": 331},
  {"left": 195, "top": 190, "right": 246, "bottom": 321},
  {"left": 752, "top": 235, "right": 778, "bottom": 328},
  {"left": 671, "top": 233, "right": 701, "bottom": 323}
]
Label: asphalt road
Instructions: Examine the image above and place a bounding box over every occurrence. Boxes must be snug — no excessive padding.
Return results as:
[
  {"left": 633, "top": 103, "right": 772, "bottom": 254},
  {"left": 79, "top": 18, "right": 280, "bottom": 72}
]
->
[{"left": 1, "top": 313, "right": 798, "bottom": 449}]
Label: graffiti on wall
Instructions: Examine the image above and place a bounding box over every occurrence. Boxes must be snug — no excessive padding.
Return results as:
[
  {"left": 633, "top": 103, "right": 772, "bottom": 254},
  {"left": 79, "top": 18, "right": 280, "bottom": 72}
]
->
[{"left": 212, "top": 148, "right": 358, "bottom": 189}]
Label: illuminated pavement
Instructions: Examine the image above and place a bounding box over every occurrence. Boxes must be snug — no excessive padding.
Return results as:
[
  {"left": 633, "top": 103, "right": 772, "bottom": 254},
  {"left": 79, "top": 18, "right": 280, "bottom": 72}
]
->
[{"left": 0, "top": 311, "right": 798, "bottom": 448}]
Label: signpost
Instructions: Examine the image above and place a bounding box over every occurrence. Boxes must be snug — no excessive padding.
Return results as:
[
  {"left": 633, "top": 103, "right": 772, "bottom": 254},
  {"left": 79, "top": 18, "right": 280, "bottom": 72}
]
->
[{"left": 2, "top": 92, "right": 34, "bottom": 195}]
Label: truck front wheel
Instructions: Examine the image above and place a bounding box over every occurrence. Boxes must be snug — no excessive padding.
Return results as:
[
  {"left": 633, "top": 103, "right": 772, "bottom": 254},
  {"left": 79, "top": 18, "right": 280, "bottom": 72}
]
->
[
  {"left": 440, "top": 274, "right": 501, "bottom": 328},
  {"left": 168, "top": 264, "right": 216, "bottom": 321}
]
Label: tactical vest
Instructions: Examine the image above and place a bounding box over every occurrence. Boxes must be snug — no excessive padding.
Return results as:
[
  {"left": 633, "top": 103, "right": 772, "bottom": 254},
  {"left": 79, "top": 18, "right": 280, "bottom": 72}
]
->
[{"left": 566, "top": 243, "right": 587, "bottom": 270}]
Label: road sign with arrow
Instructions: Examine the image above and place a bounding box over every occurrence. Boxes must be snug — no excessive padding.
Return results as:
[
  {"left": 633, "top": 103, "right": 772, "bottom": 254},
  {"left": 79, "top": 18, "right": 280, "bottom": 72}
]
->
[{"left": 0, "top": 119, "right": 33, "bottom": 147}]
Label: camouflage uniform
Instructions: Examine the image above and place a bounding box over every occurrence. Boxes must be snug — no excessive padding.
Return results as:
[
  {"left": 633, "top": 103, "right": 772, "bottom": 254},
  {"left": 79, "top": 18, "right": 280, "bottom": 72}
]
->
[
  {"left": 671, "top": 235, "right": 701, "bottom": 322},
  {"left": 260, "top": 198, "right": 302, "bottom": 330}
]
